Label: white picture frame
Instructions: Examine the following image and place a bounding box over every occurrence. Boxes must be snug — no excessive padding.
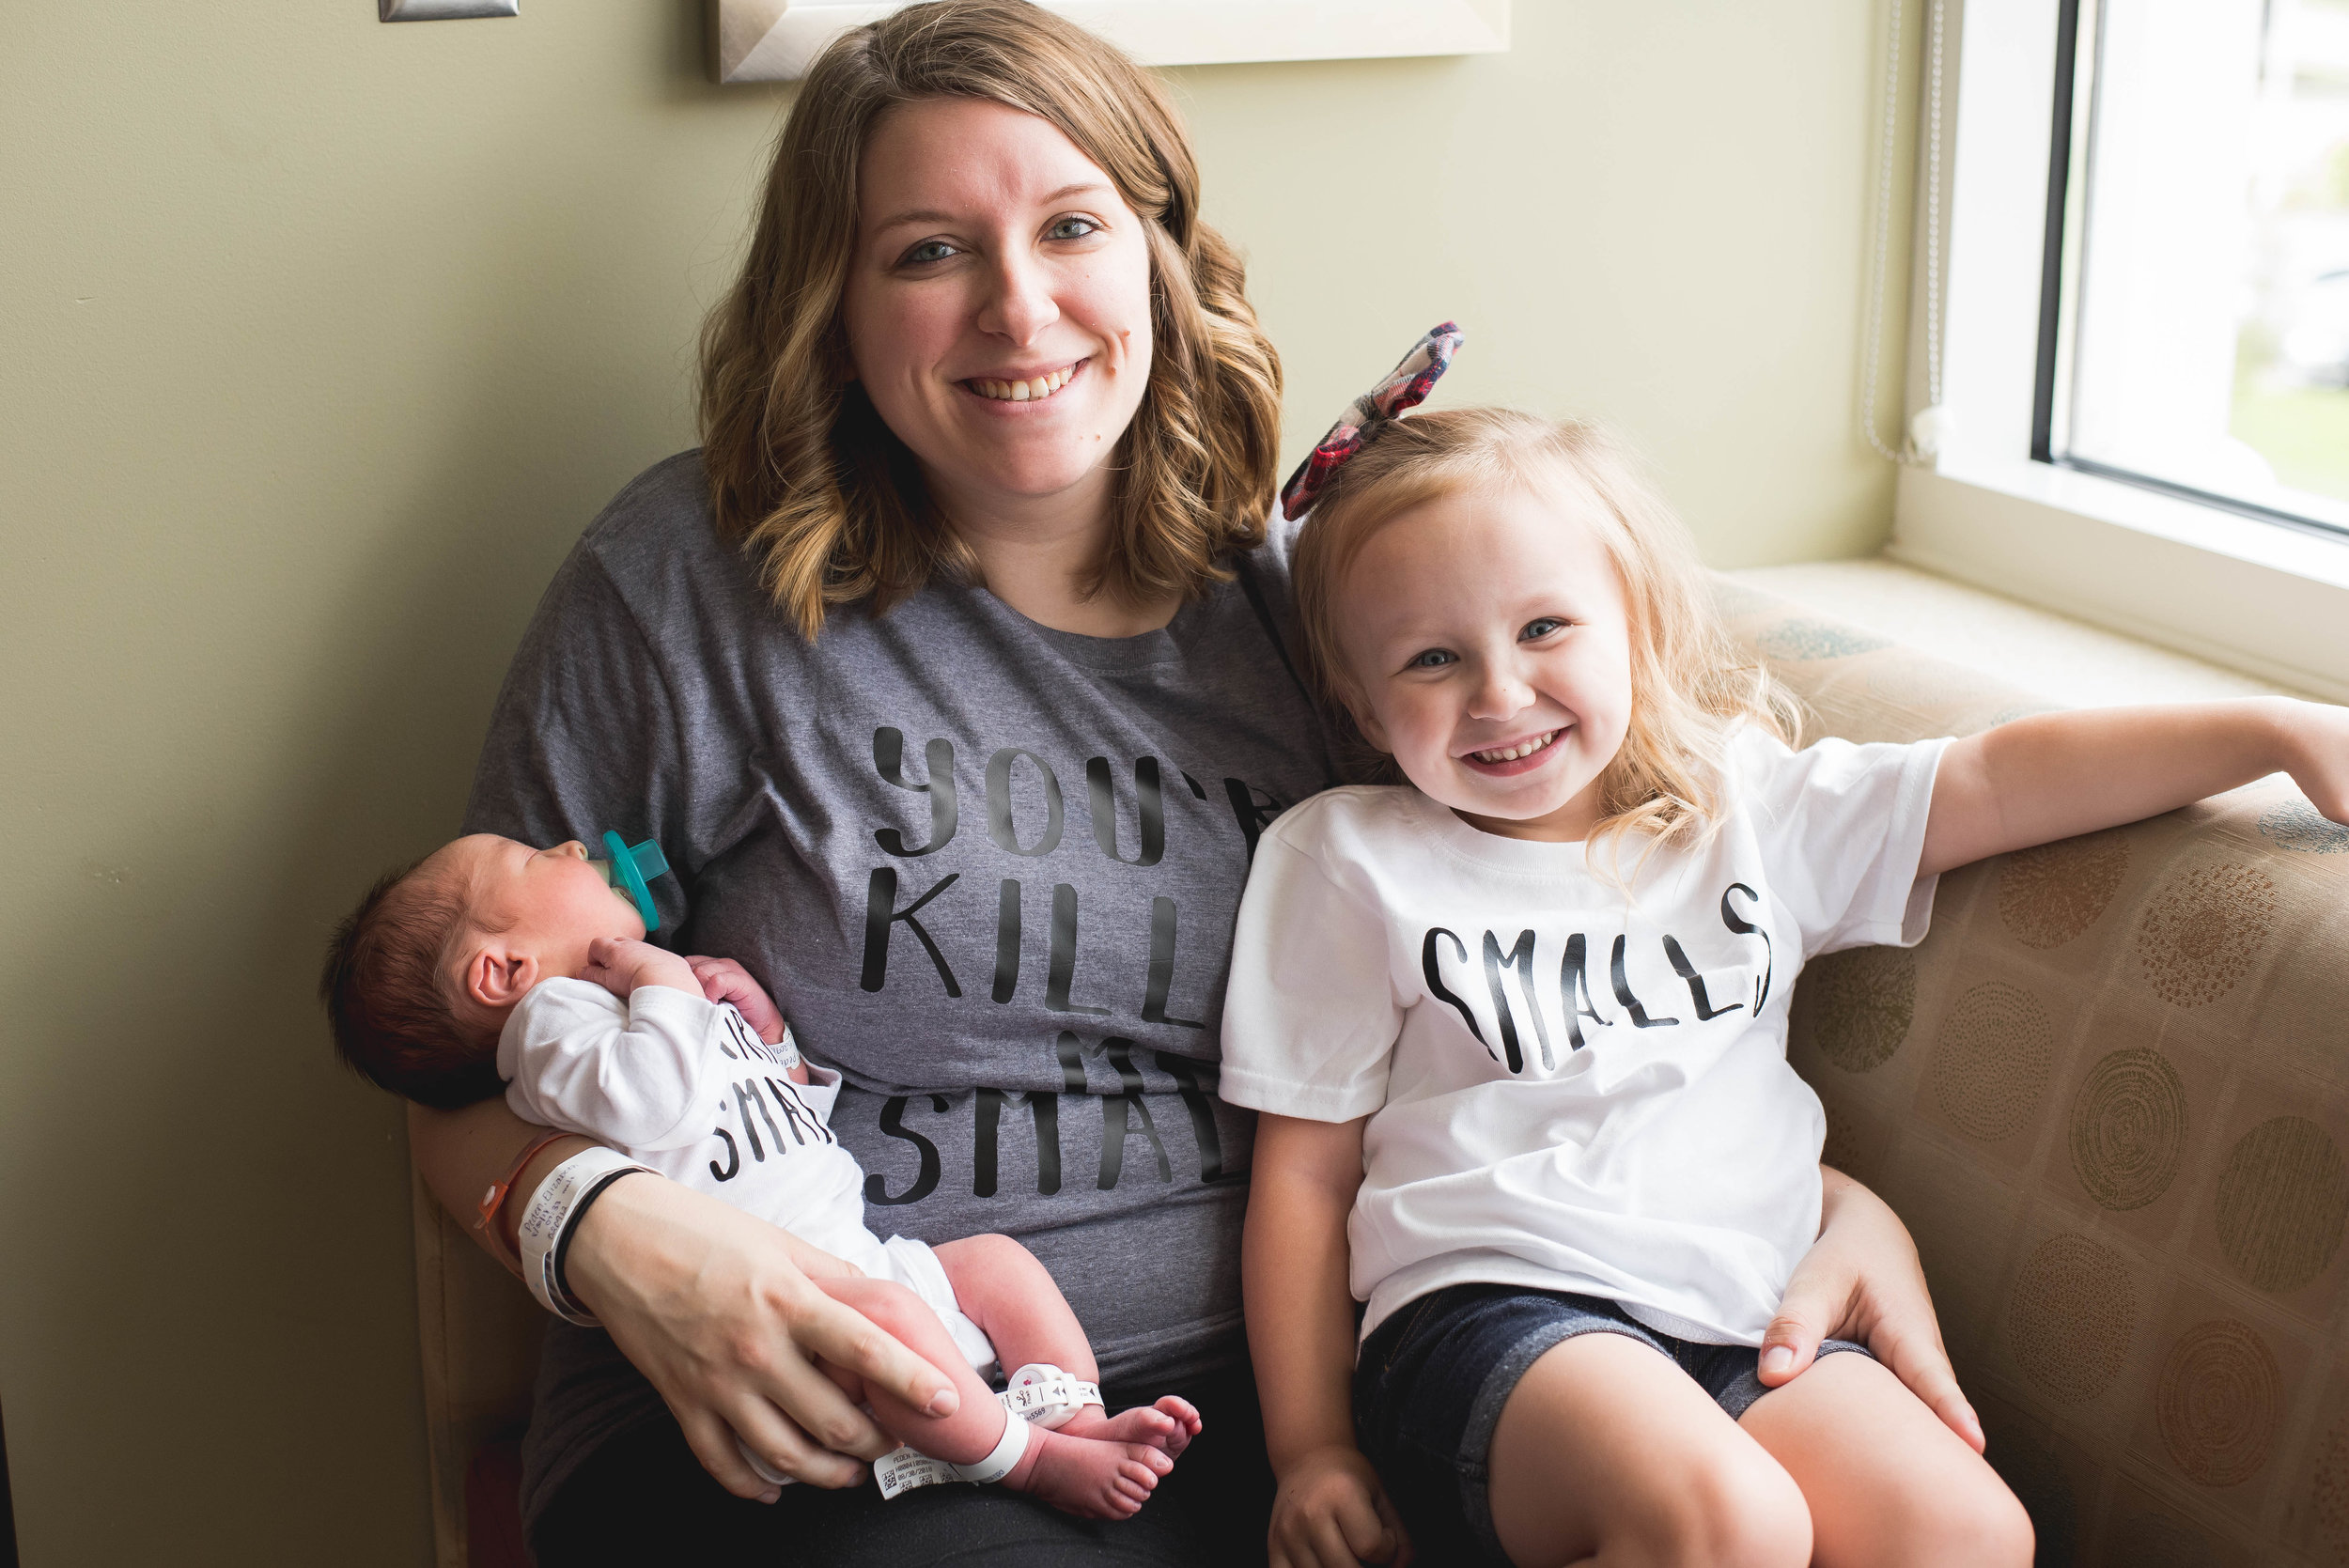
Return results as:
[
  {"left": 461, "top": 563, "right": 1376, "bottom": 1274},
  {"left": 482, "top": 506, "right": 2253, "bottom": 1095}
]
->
[{"left": 711, "top": 0, "right": 1509, "bottom": 85}]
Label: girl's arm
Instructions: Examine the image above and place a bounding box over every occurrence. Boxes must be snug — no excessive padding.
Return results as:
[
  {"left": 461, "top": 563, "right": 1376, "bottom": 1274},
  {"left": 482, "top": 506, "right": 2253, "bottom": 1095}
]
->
[
  {"left": 1246, "top": 1111, "right": 1409, "bottom": 1568},
  {"left": 407, "top": 1096, "right": 961, "bottom": 1497},
  {"left": 1921, "top": 697, "right": 2348, "bottom": 876}
]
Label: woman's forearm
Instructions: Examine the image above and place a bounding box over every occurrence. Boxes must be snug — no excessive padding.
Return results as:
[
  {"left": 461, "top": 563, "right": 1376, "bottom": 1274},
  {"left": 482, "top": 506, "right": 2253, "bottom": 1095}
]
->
[
  {"left": 408, "top": 1097, "right": 591, "bottom": 1261},
  {"left": 1246, "top": 1114, "right": 1372, "bottom": 1474}
]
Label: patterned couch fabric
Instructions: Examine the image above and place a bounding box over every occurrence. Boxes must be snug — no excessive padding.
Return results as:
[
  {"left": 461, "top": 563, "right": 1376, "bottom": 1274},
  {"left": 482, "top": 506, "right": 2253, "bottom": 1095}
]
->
[{"left": 1724, "top": 582, "right": 2349, "bottom": 1568}]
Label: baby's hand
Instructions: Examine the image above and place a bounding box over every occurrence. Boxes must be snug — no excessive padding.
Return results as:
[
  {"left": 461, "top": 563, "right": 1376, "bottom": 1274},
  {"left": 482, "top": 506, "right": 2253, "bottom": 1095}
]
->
[
  {"left": 687, "top": 955, "right": 788, "bottom": 1045},
  {"left": 583, "top": 936, "right": 701, "bottom": 999},
  {"left": 1268, "top": 1447, "right": 1411, "bottom": 1568}
]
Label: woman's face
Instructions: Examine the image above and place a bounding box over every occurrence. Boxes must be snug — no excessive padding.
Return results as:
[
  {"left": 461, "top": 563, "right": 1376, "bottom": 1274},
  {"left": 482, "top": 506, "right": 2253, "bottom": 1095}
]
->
[{"left": 842, "top": 97, "right": 1155, "bottom": 524}]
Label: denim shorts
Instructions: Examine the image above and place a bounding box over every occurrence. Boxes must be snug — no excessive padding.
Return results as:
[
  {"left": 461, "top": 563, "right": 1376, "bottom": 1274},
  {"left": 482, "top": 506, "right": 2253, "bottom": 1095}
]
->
[{"left": 1352, "top": 1284, "right": 1874, "bottom": 1566}]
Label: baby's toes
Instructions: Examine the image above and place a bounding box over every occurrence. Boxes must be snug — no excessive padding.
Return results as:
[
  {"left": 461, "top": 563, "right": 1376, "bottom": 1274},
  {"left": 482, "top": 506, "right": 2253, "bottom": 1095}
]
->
[
  {"left": 1119, "top": 1407, "right": 1177, "bottom": 1447},
  {"left": 1114, "top": 1458, "right": 1160, "bottom": 1505},
  {"left": 1127, "top": 1441, "right": 1174, "bottom": 1478},
  {"left": 1154, "top": 1396, "right": 1203, "bottom": 1452}
]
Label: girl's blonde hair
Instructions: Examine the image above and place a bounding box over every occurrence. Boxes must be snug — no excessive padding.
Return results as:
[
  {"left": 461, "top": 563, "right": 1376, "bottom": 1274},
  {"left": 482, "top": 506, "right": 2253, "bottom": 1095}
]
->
[
  {"left": 699, "top": 0, "right": 1283, "bottom": 639},
  {"left": 1292, "top": 407, "right": 1798, "bottom": 864}
]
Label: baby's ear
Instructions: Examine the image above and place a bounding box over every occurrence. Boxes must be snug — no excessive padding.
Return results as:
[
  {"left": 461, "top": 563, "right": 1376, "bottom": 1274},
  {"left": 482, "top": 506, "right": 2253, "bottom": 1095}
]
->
[{"left": 465, "top": 946, "right": 537, "bottom": 1010}]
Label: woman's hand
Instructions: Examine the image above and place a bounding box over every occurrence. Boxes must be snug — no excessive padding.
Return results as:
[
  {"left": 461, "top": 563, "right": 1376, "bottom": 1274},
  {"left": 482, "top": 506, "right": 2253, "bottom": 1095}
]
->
[
  {"left": 408, "top": 1099, "right": 952, "bottom": 1498},
  {"left": 1268, "top": 1445, "right": 1412, "bottom": 1568},
  {"left": 563, "top": 1170, "right": 960, "bottom": 1497},
  {"left": 1760, "top": 1166, "right": 1984, "bottom": 1453}
]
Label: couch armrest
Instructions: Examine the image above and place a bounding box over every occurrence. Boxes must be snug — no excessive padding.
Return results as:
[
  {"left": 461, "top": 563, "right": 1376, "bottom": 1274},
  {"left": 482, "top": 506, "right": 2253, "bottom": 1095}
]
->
[
  {"left": 412, "top": 1160, "right": 545, "bottom": 1568},
  {"left": 1724, "top": 580, "right": 2349, "bottom": 1560}
]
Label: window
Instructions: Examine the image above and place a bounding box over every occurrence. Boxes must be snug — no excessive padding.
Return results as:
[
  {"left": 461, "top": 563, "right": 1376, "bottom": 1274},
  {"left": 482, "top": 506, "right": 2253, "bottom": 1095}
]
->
[
  {"left": 1890, "top": 0, "right": 2349, "bottom": 700},
  {"left": 2044, "top": 0, "right": 2349, "bottom": 537}
]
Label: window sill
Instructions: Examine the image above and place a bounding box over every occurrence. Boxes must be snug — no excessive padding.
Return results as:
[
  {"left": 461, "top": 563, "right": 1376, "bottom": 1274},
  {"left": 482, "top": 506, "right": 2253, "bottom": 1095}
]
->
[
  {"left": 1728, "top": 556, "right": 2299, "bottom": 709},
  {"left": 1887, "top": 458, "right": 2349, "bottom": 703}
]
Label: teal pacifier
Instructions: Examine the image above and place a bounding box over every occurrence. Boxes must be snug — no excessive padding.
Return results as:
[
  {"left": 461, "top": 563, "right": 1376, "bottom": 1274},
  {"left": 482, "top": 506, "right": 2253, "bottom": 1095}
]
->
[{"left": 591, "top": 831, "right": 671, "bottom": 934}]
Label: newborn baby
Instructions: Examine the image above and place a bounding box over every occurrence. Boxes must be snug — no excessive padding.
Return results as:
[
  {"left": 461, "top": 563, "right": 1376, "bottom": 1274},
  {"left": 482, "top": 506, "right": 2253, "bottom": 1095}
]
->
[{"left": 321, "top": 833, "right": 1198, "bottom": 1517}]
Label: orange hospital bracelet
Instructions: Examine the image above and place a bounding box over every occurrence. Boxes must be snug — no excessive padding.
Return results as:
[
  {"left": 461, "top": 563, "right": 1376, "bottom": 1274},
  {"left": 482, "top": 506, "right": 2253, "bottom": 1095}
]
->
[{"left": 474, "top": 1129, "right": 577, "bottom": 1280}]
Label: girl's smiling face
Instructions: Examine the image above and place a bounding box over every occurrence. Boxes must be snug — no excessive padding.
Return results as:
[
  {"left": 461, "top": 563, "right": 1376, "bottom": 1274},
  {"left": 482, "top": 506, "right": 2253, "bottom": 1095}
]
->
[{"left": 1335, "top": 481, "right": 1635, "bottom": 843}]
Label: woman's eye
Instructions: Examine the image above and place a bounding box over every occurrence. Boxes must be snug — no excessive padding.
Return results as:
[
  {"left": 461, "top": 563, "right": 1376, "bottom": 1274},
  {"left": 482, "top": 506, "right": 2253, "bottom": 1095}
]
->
[
  {"left": 1046, "top": 216, "right": 1100, "bottom": 241},
  {"left": 1408, "top": 648, "right": 1458, "bottom": 670},
  {"left": 899, "top": 240, "right": 958, "bottom": 266},
  {"left": 1521, "top": 617, "right": 1566, "bottom": 641}
]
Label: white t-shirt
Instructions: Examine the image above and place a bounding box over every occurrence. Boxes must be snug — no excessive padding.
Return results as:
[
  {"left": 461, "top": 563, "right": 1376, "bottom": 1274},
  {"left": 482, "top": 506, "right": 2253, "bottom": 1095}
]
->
[
  {"left": 1220, "top": 728, "right": 1949, "bottom": 1346},
  {"left": 498, "top": 978, "right": 885, "bottom": 1269}
]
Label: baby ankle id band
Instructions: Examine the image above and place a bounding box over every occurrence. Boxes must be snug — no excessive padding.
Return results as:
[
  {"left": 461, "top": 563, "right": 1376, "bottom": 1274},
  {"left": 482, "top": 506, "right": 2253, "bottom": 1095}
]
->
[{"left": 870, "top": 1365, "right": 1101, "bottom": 1498}]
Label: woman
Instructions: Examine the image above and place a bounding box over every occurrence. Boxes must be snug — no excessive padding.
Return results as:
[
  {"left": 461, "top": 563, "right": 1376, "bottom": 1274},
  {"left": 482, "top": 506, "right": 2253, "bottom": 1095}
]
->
[{"left": 410, "top": 4, "right": 1981, "bottom": 1562}]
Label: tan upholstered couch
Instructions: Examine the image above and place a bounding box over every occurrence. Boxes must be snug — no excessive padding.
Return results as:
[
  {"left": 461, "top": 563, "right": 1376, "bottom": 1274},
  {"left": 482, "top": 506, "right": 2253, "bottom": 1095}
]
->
[{"left": 413, "top": 581, "right": 2349, "bottom": 1567}]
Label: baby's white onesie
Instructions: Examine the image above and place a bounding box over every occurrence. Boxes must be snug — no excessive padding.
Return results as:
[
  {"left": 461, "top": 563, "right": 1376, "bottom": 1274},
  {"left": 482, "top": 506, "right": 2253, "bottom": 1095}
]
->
[
  {"left": 499, "top": 978, "right": 995, "bottom": 1373},
  {"left": 1220, "top": 728, "right": 1949, "bottom": 1348}
]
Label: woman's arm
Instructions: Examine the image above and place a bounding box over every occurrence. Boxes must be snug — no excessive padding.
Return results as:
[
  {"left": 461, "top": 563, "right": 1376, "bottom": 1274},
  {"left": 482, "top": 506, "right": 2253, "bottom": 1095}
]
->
[
  {"left": 1246, "top": 1112, "right": 1408, "bottom": 1568},
  {"left": 409, "top": 1098, "right": 961, "bottom": 1496},
  {"left": 1759, "top": 1166, "right": 1983, "bottom": 1452},
  {"left": 1921, "top": 697, "right": 2347, "bottom": 875}
]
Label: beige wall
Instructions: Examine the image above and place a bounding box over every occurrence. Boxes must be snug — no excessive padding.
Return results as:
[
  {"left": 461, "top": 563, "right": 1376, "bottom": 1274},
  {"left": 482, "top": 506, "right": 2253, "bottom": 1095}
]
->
[{"left": 0, "top": 3, "right": 1906, "bottom": 1560}]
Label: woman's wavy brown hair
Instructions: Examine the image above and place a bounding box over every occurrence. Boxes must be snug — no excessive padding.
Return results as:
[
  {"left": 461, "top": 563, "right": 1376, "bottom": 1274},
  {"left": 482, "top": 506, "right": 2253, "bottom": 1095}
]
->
[
  {"left": 700, "top": 0, "right": 1283, "bottom": 638},
  {"left": 1293, "top": 408, "right": 1800, "bottom": 871}
]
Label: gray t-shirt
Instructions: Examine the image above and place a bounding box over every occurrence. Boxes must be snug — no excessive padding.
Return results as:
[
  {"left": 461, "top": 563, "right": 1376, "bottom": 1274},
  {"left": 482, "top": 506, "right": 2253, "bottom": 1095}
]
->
[{"left": 463, "top": 452, "right": 1341, "bottom": 1524}]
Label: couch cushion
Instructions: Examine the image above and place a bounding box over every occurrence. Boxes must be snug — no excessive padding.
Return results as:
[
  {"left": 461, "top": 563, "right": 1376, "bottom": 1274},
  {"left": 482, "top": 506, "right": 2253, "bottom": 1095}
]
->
[{"left": 1727, "top": 581, "right": 2349, "bottom": 1564}]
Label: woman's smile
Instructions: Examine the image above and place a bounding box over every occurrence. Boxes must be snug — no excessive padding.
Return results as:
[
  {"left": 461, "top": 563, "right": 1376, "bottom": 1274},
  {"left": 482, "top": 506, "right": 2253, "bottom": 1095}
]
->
[{"left": 961, "top": 358, "right": 1087, "bottom": 404}]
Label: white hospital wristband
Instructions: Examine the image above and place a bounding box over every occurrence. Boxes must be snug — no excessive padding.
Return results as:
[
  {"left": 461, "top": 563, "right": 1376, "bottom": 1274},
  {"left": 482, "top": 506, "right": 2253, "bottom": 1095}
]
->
[{"left": 516, "top": 1147, "right": 653, "bottom": 1326}]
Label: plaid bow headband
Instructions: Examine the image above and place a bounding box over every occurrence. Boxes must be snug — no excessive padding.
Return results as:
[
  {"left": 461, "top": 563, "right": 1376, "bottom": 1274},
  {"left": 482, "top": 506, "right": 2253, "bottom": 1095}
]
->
[{"left": 1278, "top": 321, "right": 1466, "bottom": 520}]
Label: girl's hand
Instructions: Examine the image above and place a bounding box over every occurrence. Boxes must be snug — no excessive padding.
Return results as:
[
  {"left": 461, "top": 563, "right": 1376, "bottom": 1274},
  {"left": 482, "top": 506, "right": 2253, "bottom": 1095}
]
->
[
  {"left": 1268, "top": 1446, "right": 1412, "bottom": 1568},
  {"left": 562, "top": 1169, "right": 961, "bottom": 1497},
  {"left": 688, "top": 955, "right": 788, "bottom": 1044},
  {"left": 1760, "top": 1167, "right": 1984, "bottom": 1452}
]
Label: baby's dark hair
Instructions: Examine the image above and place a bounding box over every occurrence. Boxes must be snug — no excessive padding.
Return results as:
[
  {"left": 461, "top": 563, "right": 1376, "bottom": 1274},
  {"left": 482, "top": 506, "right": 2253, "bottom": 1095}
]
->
[{"left": 319, "top": 853, "right": 506, "bottom": 1110}]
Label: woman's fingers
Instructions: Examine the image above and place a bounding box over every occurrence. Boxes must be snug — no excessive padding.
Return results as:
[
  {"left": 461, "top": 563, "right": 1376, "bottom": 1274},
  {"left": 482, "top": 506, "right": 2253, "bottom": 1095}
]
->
[
  {"left": 675, "top": 1406, "right": 789, "bottom": 1500},
  {"left": 1758, "top": 1256, "right": 1847, "bottom": 1387},
  {"left": 788, "top": 1285, "right": 962, "bottom": 1428},
  {"left": 713, "top": 1391, "right": 867, "bottom": 1492},
  {"left": 560, "top": 1177, "right": 950, "bottom": 1488},
  {"left": 1758, "top": 1308, "right": 1827, "bottom": 1386},
  {"left": 1864, "top": 1312, "right": 1984, "bottom": 1452}
]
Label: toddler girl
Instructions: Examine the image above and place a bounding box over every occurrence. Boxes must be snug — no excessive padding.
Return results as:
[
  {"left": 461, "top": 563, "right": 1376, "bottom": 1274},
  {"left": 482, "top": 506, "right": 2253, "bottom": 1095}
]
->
[{"left": 1221, "top": 405, "right": 2349, "bottom": 1567}]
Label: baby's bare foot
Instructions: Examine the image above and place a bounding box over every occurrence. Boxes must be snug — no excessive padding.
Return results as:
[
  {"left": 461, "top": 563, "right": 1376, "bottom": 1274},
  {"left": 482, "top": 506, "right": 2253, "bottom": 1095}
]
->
[
  {"left": 1005, "top": 1426, "right": 1174, "bottom": 1519},
  {"left": 1058, "top": 1397, "right": 1204, "bottom": 1460}
]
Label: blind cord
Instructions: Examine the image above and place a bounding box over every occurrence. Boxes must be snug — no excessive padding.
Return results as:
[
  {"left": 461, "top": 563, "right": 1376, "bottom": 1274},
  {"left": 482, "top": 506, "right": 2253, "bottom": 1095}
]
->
[{"left": 1861, "top": 0, "right": 1951, "bottom": 465}]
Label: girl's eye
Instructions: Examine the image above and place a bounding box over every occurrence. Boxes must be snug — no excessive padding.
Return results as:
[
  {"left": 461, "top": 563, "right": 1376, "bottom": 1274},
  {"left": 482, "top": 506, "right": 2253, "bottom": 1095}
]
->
[
  {"left": 899, "top": 239, "right": 958, "bottom": 267},
  {"left": 1520, "top": 617, "right": 1566, "bottom": 641},
  {"left": 1047, "top": 216, "right": 1101, "bottom": 241},
  {"left": 1408, "top": 648, "right": 1458, "bottom": 670}
]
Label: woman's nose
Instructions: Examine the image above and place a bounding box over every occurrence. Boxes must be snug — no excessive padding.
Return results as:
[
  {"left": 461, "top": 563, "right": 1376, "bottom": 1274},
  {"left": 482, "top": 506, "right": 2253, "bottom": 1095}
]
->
[{"left": 978, "top": 250, "right": 1060, "bottom": 345}]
